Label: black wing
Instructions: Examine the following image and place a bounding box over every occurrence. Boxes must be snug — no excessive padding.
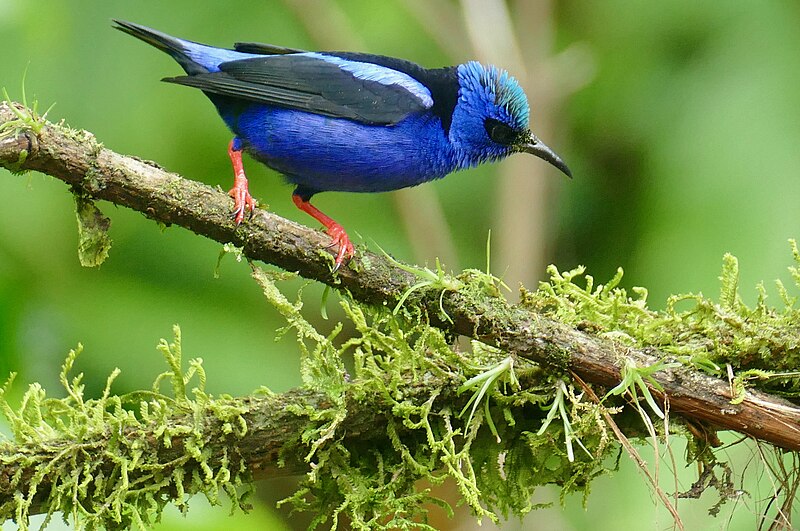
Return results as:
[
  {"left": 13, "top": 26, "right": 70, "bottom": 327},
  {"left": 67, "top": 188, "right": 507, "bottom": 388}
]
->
[
  {"left": 164, "top": 54, "right": 433, "bottom": 125},
  {"left": 325, "top": 52, "right": 460, "bottom": 134}
]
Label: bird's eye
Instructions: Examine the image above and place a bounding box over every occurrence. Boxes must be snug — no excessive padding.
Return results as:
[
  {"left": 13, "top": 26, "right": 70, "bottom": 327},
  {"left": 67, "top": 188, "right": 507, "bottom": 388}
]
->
[{"left": 484, "top": 118, "right": 517, "bottom": 145}]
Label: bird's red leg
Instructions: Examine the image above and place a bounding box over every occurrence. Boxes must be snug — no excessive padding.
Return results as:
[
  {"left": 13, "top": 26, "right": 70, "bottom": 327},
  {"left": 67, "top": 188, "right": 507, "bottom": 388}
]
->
[
  {"left": 227, "top": 138, "right": 257, "bottom": 224},
  {"left": 292, "top": 193, "right": 354, "bottom": 271}
]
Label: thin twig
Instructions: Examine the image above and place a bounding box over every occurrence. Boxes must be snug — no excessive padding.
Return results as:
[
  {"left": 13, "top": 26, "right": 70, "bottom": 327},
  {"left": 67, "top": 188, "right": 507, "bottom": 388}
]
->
[{"left": 572, "top": 371, "right": 684, "bottom": 530}]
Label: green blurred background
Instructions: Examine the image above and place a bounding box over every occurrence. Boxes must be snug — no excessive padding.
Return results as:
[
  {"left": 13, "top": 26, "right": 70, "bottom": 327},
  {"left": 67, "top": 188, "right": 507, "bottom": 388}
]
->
[{"left": 1, "top": 0, "right": 799, "bottom": 529}]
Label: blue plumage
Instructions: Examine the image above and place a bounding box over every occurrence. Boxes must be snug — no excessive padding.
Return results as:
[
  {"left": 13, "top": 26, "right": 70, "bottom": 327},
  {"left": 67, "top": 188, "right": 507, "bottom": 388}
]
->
[
  {"left": 114, "top": 20, "right": 571, "bottom": 269},
  {"left": 238, "top": 108, "right": 452, "bottom": 193}
]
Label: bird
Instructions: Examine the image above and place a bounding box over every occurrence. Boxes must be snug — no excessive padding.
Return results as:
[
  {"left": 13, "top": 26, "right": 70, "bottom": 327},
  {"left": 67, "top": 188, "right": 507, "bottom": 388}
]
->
[{"left": 113, "top": 20, "right": 572, "bottom": 271}]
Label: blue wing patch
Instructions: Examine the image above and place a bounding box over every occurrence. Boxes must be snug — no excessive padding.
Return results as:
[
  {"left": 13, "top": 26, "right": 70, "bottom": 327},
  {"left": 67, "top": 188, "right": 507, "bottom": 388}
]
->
[{"left": 308, "top": 53, "right": 433, "bottom": 108}]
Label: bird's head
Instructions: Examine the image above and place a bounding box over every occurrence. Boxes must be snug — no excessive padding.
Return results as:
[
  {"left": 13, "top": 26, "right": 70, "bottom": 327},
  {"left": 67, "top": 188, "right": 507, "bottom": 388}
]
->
[{"left": 449, "top": 62, "right": 571, "bottom": 177}]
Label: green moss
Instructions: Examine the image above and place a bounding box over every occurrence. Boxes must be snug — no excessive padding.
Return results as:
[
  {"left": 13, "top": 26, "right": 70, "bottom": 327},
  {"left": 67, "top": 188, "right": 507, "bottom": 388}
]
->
[
  {"left": 74, "top": 194, "right": 112, "bottom": 267},
  {"left": 523, "top": 240, "right": 800, "bottom": 398},
  {"left": 251, "top": 265, "right": 610, "bottom": 529},
  {"left": 0, "top": 149, "right": 29, "bottom": 174},
  {"left": 0, "top": 326, "right": 252, "bottom": 530},
  {"left": 215, "top": 243, "right": 245, "bottom": 278},
  {"left": 4, "top": 227, "right": 799, "bottom": 528},
  {"left": 2, "top": 73, "right": 55, "bottom": 137}
]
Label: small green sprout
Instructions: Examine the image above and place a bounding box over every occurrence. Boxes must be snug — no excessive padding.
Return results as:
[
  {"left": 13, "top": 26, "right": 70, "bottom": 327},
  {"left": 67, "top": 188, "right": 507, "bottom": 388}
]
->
[
  {"left": 729, "top": 368, "right": 800, "bottom": 405},
  {"left": 686, "top": 354, "right": 722, "bottom": 375},
  {"left": 458, "top": 354, "right": 519, "bottom": 442},
  {"left": 1, "top": 68, "right": 55, "bottom": 138},
  {"left": 605, "top": 358, "right": 680, "bottom": 419},
  {"left": 380, "top": 248, "right": 462, "bottom": 322},
  {"left": 214, "top": 242, "right": 245, "bottom": 278},
  {"left": 320, "top": 284, "right": 332, "bottom": 320},
  {"left": 537, "top": 380, "right": 592, "bottom": 462},
  {"left": 455, "top": 231, "right": 511, "bottom": 299}
]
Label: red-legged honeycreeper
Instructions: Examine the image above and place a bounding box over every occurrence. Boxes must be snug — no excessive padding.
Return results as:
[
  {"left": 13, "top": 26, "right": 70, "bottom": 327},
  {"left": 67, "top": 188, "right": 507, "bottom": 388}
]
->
[{"left": 113, "top": 20, "right": 572, "bottom": 270}]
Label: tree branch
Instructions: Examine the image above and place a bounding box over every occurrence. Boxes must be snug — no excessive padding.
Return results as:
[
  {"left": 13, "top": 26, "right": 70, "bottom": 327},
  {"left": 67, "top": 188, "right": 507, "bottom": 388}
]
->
[
  {"left": 0, "top": 364, "right": 460, "bottom": 522},
  {"left": 1, "top": 100, "right": 798, "bottom": 455}
]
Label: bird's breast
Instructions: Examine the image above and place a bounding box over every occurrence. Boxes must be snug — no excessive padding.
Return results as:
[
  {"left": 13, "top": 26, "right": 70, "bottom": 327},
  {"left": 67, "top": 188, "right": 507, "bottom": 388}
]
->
[{"left": 228, "top": 105, "right": 459, "bottom": 193}]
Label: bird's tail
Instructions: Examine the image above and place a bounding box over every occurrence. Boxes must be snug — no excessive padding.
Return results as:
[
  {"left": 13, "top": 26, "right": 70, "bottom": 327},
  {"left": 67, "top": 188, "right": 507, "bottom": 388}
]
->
[{"left": 113, "top": 19, "right": 208, "bottom": 75}]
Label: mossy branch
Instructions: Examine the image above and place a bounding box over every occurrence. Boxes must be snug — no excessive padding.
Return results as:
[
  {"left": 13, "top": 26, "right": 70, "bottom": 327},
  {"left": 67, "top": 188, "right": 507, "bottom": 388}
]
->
[
  {"left": 2, "top": 100, "right": 800, "bottom": 528},
  {"left": 1, "top": 100, "right": 798, "bottom": 452},
  {"left": 0, "top": 325, "right": 468, "bottom": 528}
]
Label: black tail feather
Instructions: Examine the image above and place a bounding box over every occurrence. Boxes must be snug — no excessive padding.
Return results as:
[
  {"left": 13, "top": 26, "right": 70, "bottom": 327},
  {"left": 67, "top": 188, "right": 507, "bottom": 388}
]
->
[{"left": 112, "top": 19, "right": 206, "bottom": 75}]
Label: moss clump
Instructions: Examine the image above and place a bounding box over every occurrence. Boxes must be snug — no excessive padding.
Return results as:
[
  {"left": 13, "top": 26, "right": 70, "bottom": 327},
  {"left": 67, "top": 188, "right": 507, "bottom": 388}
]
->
[
  {"left": 74, "top": 194, "right": 112, "bottom": 267},
  {"left": 252, "top": 265, "right": 610, "bottom": 529},
  {"left": 1, "top": 76, "right": 54, "bottom": 139},
  {"left": 0, "top": 327, "right": 252, "bottom": 530},
  {"left": 522, "top": 240, "right": 800, "bottom": 399}
]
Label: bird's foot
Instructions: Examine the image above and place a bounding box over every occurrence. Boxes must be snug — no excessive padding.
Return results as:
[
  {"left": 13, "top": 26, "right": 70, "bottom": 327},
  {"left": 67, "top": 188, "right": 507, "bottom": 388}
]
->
[
  {"left": 227, "top": 137, "right": 256, "bottom": 225},
  {"left": 292, "top": 193, "right": 354, "bottom": 272},
  {"left": 228, "top": 180, "right": 257, "bottom": 225},
  {"left": 325, "top": 223, "right": 355, "bottom": 272}
]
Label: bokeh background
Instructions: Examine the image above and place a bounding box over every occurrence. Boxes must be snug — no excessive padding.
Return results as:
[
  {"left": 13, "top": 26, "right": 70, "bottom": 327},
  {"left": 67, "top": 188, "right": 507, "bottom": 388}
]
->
[{"left": 1, "top": 1, "right": 799, "bottom": 529}]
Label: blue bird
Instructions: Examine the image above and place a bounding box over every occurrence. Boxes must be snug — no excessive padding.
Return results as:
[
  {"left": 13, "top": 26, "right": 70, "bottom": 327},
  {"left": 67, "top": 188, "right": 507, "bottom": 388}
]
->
[{"left": 114, "top": 20, "right": 571, "bottom": 270}]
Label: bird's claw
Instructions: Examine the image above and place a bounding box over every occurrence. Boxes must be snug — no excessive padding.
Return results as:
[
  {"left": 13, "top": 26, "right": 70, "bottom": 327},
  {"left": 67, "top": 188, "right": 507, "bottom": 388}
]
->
[
  {"left": 228, "top": 185, "right": 257, "bottom": 225},
  {"left": 326, "top": 225, "right": 355, "bottom": 272},
  {"left": 291, "top": 193, "right": 354, "bottom": 272}
]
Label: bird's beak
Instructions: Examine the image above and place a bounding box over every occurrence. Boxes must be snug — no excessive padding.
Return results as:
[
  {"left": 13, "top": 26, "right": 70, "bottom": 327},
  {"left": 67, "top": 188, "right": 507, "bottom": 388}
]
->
[{"left": 521, "top": 135, "right": 573, "bottom": 178}]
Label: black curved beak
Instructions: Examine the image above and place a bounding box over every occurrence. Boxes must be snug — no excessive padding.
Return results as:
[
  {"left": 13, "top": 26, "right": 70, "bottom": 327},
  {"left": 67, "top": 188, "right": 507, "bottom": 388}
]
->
[{"left": 521, "top": 135, "right": 572, "bottom": 178}]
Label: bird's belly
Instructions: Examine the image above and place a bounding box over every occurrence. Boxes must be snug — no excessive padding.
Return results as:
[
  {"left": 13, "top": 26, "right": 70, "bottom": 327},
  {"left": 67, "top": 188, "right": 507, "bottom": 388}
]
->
[{"left": 230, "top": 106, "right": 456, "bottom": 193}]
